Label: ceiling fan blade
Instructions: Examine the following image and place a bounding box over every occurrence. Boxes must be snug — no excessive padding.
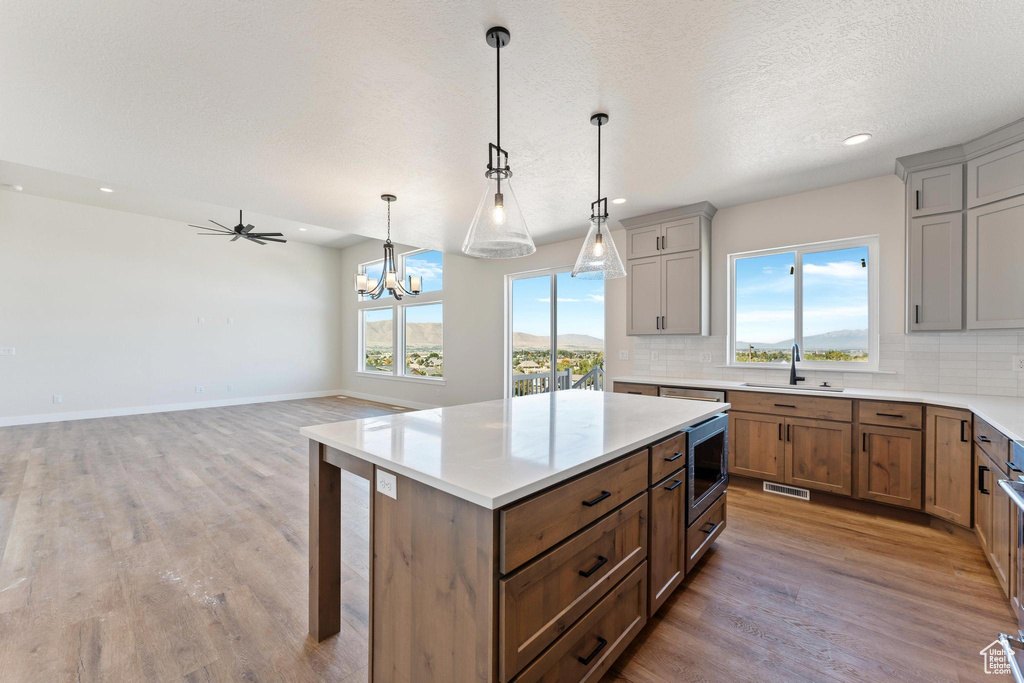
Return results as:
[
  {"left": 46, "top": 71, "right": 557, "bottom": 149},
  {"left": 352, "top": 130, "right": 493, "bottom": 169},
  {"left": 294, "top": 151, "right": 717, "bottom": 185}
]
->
[
  {"left": 209, "top": 220, "right": 231, "bottom": 230},
  {"left": 243, "top": 224, "right": 256, "bottom": 234},
  {"left": 249, "top": 232, "right": 284, "bottom": 237},
  {"left": 231, "top": 235, "right": 240, "bottom": 242},
  {"left": 192, "top": 226, "right": 234, "bottom": 233},
  {"left": 248, "top": 237, "right": 267, "bottom": 245},
  {"left": 258, "top": 237, "right": 287, "bottom": 243},
  {"left": 197, "top": 233, "right": 230, "bottom": 236}
]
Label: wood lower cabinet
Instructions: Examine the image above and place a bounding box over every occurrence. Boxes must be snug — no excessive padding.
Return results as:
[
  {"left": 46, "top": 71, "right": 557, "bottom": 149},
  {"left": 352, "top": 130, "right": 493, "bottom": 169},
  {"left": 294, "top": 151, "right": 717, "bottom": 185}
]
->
[
  {"left": 1013, "top": 508, "right": 1024, "bottom": 623},
  {"left": 786, "top": 417, "right": 852, "bottom": 496},
  {"left": 924, "top": 407, "right": 972, "bottom": 525},
  {"left": 647, "top": 470, "right": 686, "bottom": 615},
  {"left": 992, "top": 454, "right": 1012, "bottom": 597},
  {"left": 976, "top": 448, "right": 993, "bottom": 554},
  {"left": 728, "top": 411, "right": 785, "bottom": 481},
  {"left": 856, "top": 424, "right": 922, "bottom": 509}
]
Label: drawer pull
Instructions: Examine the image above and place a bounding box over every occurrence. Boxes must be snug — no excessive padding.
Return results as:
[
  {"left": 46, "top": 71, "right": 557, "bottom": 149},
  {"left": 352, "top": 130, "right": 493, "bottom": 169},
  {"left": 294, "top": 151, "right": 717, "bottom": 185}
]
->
[
  {"left": 774, "top": 403, "right": 796, "bottom": 408},
  {"left": 664, "top": 451, "right": 684, "bottom": 462},
  {"left": 581, "top": 490, "right": 611, "bottom": 507},
  {"left": 576, "top": 636, "right": 608, "bottom": 666},
  {"left": 876, "top": 412, "right": 904, "bottom": 419},
  {"left": 979, "top": 465, "right": 990, "bottom": 495},
  {"left": 627, "top": 391, "right": 642, "bottom": 395},
  {"left": 960, "top": 420, "right": 968, "bottom": 443},
  {"left": 664, "top": 479, "right": 683, "bottom": 491},
  {"left": 978, "top": 435, "right": 992, "bottom": 443},
  {"left": 1008, "top": 461, "right": 1023, "bottom": 474},
  {"left": 578, "top": 555, "right": 608, "bottom": 578},
  {"left": 700, "top": 520, "right": 718, "bottom": 534}
]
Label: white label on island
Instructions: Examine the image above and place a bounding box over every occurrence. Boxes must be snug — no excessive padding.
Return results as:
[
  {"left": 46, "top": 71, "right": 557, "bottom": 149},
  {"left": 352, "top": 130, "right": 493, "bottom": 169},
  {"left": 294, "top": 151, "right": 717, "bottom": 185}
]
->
[{"left": 376, "top": 469, "right": 397, "bottom": 499}]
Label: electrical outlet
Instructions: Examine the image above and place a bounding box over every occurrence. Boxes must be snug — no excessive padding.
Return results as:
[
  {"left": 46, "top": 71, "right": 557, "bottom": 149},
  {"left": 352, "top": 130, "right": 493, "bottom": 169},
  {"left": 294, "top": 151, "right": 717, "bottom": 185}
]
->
[
  {"left": 651, "top": 350, "right": 659, "bottom": 362},
  {"left": 619, "top": 350, "right": 629, "bottom": 360},
  {"left": 0, "top": 347, "right": 15, "bottom": 356},
  {"left": 226, "top": 317, "right": 233, "bottom": 325},
  {"left": 52, "top": 394, "right": 62, "bottom": 404},
  {"left": 700, "top": 352, "right": 713, "bottom": 363},
  {"left": 1014, "top": 356, "right": 1024, "bottom": 372},
  {"left": 195, "top": 385, "right": 205, "bottom": 393},
  {"left": 227, "top": 384, "right": 233, "bottom": 391},
  {"left": 197, "top": 316, "right": 205, "bottom": 325}
]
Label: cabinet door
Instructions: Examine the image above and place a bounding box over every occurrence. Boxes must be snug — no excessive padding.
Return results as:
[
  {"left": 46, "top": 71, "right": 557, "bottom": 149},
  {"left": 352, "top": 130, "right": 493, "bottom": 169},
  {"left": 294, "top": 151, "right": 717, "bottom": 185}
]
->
[
  {"left": 967, "top": 139, "right": 1024, "bottom": 208},
  {"left": 728, "top": 411, "right": 785, "bottom": 481},
  {"left": 647, "top": 472, "right": 686, "bottom": 615},
  {"left": 908, "top": 214, "right": 963, "bottom": 331},
  {"left": 1013, "top": 507, "right": 1024, "bottom": 623},
  {"left": 908, "top": 163, "right": 963, "bottom": 217},
  {"left": 625, "top": 224, "right": 662, "bottom": 260},
  {"left": 626, "top": 257, "right": 662, "bottom": 335},
  {"left": 661, "top": 252, "right": 700, "bottom": 335},
  {"left": 991, "top": 452, "right": 1011, "bottom": 597},
  {"left": 660, "top": 217, "right": 700, "bottom": 255},
  {"left": 976, "top": 448, "right": 993, "bottom": 555},
  {"left": 966, "top": 194, "right": 1024, "bottom": 329},
  {"left": 785, "top": 417, "right": 852, "bottom": 496},
  {"left": 856, "top": 425, "right": 922, "bottom": 509},
  {"left": 924, "top": 407, "right": 972, "bottom": 525}
]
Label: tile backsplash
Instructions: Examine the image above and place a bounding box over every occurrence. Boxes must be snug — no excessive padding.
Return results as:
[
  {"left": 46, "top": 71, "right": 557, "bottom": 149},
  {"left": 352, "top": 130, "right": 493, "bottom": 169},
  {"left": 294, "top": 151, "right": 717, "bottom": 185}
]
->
[{"left": 629, "top": 331, "right": 1024, "bottom": 397}]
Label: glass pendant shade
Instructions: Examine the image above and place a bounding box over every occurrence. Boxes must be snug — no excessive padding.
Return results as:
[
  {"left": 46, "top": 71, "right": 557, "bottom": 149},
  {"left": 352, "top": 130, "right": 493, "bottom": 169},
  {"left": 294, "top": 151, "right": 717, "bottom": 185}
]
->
[
  {"left": 408, "top": 276, "right": 422, "bottom": 293},
  {"left": 571, "top": 220, "right": 625, "bottom": 280},
  {"left": 462, "top": 177, "right": 535, "bottom": 258},
  {"left": 354, "top": 272, "right": 368, "bottom": 293}
]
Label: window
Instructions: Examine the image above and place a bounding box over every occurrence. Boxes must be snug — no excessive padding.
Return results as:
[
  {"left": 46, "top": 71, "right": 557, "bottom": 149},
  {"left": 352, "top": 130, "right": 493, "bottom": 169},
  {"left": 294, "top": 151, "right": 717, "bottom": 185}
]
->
[
  {"left": 729, "top": 237, "right": 878, "bottom": 368},
  {"left": 356, "top": 249, "right": 443, "bottom": 380}
]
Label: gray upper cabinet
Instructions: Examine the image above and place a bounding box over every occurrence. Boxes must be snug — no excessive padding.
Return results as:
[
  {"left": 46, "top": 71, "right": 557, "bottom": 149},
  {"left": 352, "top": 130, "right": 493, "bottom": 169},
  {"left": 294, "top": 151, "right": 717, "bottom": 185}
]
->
[
  {"left": 621, "top": 202, "right": 715, "bottom": 336},
  {"left": 908, "top": 164, "right": 963, "bottom": 218},
  {"left": 908, "top": 214, "right": 963, "bottom": 331},
  {"left": 967, "top": 139, "right": 1024, "bottom": 209},
  {"left": 627, "top": 257, "right": 663, "bottom": 335},
  {"left": 966, "top": 194, "right": 1024, "bottom": 329}
]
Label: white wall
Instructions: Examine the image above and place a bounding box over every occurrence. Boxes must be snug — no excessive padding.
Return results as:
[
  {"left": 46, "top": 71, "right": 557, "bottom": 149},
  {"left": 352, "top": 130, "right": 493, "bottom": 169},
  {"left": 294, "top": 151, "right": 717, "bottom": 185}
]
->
[
  {"left": 336, "top": 230, "right": 631, "bottom": 408},
  {"left": 0, "top": 192, "right": 347, "bottom": 422}
]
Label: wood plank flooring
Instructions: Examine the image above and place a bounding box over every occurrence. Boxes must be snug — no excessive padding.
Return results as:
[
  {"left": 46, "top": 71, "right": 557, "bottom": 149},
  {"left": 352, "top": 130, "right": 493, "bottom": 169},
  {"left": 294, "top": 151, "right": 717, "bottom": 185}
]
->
[{"left": 0, "top": 396, "right": 1017, "bottom": 682}]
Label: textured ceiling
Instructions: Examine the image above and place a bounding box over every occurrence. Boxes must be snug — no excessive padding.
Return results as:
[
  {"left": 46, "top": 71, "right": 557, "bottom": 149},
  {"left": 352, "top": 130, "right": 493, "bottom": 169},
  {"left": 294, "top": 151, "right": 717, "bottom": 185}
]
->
[{"left": 2, "top": 0, "right": 1023, "bottom": 252}]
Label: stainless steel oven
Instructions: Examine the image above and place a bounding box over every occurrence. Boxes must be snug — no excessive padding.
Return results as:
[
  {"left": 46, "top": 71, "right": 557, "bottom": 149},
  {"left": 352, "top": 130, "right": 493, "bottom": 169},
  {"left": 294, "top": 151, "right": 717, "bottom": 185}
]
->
[{"left": 685, "top": 413, "right": 729, "bottom": 525}]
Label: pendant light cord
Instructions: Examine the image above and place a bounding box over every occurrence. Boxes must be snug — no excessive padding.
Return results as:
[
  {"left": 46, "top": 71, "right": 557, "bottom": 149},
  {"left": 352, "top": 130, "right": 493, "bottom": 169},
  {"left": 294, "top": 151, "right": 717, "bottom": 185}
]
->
[
  {"left": 597, "top": 120, "right": 601, "bottom": 204},
  {"left": 496, "top": 37, "right": 501, "bottom": 158},
  {"left": 386, "top": 198, "right": 391, "bottom": 242}
]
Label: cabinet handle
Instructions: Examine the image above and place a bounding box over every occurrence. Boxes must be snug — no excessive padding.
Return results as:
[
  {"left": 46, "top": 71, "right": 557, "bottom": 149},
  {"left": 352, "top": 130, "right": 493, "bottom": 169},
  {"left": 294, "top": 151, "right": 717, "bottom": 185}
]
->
[
  {"left": 876, "top": 412, "right": 904, "bottom": 419},
  {"left": 960, "top": 420, "right": 968, "bottom": 442},
  {"left": 664, "top": 479, "right": 683, "bottom": 491},
  {"left": 655, "top": 235, "right": 660, "bottom": 251},
  {"left": 915, "top": 190, "right": 920, "bottom": 211},
  {"left": 664, "top": 451, "right": 684, "bottom": 462},
  {"left": 862, "top": 432, "right": 868, "bottom": 452},
  {"left": 979, "top": 465, "right": 990, "bottom": 494},
  {"left": 914, "top": 305, "right": 919, "bottom": 325},
  {"left": 627, "top": 391, "right": 642, "bottom": 395},
  {"left": 576, "top": 636, "right": 608, "bottom": 666},
  {"left": 786, "top": 424, "right": 791, "bottom": 442},
  {"left": 661, "top": 315, "right": 666, "bottom": 329},
  {"left": 774, "top": 403, "right": 796, "bottom": 408},
  {"left": 700, "top": 520, "right": 718, "bottom": 534},
  {"left": 778, "top": 423, "right": 783, "bottom": 441},
  {"left": 581, "top": 490, "right": 611, "bottom": 507},
  {"left": 978, "top": 435, "right": 992, "bottom": 444},
  {"left": 1008, "top": 461, "right": 1023, "bottom": 474},
  {"left": 655, "top": 316, "right": 660, "bottom": 330},
  {"left": 578, "top": 555, "right": 608, "bottom": 578}
]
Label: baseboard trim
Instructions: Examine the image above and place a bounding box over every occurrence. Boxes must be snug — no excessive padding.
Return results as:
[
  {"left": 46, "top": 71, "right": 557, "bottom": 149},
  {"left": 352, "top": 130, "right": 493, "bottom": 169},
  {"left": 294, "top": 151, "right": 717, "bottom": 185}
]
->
[
  {"left": 0, "top": 389, "right": 350, "bottom": 427},
  {"left": 333, "top": 390, "right": 438, "bottom": 412}
]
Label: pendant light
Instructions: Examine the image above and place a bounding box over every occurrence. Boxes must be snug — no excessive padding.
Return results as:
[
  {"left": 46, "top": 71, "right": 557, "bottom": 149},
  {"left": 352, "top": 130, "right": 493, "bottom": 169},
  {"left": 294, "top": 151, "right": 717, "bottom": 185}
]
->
[
  {"left": 572, "top": 113, "right": 625, "bottom": 279},
  {"left": 461, "top": 27, "right": 536, "bottom": 259},
  {"left": 354, "top": 195, "right": 422, "bottom": 300}
]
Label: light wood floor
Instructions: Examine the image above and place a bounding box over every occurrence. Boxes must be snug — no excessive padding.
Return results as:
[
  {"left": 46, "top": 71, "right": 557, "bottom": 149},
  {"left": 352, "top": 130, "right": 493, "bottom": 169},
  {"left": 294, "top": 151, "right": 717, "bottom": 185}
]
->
[{"left": 0, "top": 397, "right": 1017, "bottom": 682}]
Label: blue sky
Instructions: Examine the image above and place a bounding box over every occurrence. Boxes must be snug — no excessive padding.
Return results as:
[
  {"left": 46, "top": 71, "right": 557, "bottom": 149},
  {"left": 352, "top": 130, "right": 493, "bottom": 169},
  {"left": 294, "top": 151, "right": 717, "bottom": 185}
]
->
[
  {"left": 512, "top": 272, "right": 605, "bottom": 340},
  {"left": 735, "top": 246, "right": 868, "bottom": 344}
]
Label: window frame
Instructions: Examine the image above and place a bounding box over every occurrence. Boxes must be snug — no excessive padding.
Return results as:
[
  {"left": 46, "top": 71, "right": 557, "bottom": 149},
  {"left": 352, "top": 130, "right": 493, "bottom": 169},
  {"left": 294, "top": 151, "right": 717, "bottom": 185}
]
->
[
  {"left": 356, "top": 248, "right": 445, "bottom": 383},
  {"left": 727, "top": 235, "right": 879, "bottom": 371}
]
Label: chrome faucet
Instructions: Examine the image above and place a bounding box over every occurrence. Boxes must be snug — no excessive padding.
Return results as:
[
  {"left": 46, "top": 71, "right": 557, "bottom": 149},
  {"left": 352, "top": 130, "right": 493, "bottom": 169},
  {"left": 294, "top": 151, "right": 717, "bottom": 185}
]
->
[{"left": 790, "top": 343, "right": 805, "bottom": 386}]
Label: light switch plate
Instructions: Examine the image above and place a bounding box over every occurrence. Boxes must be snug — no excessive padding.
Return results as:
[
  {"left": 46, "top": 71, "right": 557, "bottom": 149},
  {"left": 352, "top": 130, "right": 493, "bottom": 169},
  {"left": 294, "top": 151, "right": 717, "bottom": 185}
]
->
[
  {"left": 52, "top": 394, "right": 62, "bottom": 404},
  {"left": 195, "top": 385, "right": 205, "bottom": 393},
  {"left": 651, "top": 350, "right": 659, "bottom": 362},
  {"left": 1014, "top": 356, "right": 1024, "bottom": 372},
  {"left": 0, "top": 347, "right": 14, "bottom": 356},
  {"left": 376, "top": 470, "right": 397, "bottom": 499},
  {"left": 619, "top": 350, "right": 629, "bottom": 360},
  {"left": 700, "top": 352, "right": 713, "bottom": 363}
]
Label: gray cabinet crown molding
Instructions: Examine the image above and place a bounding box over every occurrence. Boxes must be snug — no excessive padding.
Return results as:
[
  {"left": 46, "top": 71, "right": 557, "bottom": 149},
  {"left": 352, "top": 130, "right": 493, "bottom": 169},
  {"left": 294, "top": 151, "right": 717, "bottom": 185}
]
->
[
  {"left": 619, "top": 201, "right": 717, "bottom": 229},
  {"left": 895, "top": 116, "right": 1024, "bottom": 181}
]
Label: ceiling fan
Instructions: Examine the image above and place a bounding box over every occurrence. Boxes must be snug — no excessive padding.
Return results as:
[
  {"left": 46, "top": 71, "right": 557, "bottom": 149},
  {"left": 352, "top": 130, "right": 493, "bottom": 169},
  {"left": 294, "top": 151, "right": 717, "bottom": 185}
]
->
[{"left": 189, "top": 210, "right": 287, "bottom": 245}]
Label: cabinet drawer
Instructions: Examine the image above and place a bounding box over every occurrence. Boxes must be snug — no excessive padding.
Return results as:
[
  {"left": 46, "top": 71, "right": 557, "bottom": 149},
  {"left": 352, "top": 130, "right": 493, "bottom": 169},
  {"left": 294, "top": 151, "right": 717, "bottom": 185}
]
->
[
  {"left": 613, "top": 381, "right": 658, "bottom": 396},
  {"left": 510, "top": 562, "right": 647, "bottom": 683},
  {"left": 686, "top": 491, "right": 726, "bottom": 573},
  {"left": 975, "top": 416, "right": 1010, "bottom": 474},
  {"left": 500, "top": 450, "right": 649, "bottom": 574},
  {"left": 726, "top": 391, "right": 852, "bottom": 422},
  {"left": 858, "top": 400, "right": 922, "bottom": 429},
  {"left": 499, "top": 495, "right": 647, "bottom": 682},
  {"left": 650, "top": 432, "right": 687, "bottom": 484}
]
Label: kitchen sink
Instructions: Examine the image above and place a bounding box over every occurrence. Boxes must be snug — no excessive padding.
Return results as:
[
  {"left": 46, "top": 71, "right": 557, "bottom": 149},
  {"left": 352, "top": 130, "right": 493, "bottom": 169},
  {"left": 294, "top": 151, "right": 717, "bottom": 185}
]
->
[{"left": 741, "top": 382, "right": 846, "bottom": 393}]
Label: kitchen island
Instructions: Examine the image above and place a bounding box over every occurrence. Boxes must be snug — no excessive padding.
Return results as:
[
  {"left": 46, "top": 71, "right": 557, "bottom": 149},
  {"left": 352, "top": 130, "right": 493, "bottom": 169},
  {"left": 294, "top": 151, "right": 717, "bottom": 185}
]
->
[{"left": 301, "top": 389, "right": 729, "bottom": 682}]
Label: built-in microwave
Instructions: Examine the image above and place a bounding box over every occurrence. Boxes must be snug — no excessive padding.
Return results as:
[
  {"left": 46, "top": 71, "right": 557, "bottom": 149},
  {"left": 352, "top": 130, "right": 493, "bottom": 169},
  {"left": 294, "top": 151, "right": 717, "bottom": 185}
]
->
[{"left": 685, "top": 413, "right": 729, "bottom": 525}]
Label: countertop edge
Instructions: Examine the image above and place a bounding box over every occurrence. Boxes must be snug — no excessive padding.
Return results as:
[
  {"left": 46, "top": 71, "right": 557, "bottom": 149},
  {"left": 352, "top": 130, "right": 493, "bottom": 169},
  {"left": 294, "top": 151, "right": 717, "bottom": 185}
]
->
[{"left": 300, "top": 402, "right": 728, "bottom": 510}]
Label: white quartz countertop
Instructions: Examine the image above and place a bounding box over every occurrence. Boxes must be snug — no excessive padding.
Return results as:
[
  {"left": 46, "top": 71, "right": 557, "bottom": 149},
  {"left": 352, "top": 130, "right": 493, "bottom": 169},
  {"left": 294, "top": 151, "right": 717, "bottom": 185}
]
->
[
  {"left": 612, "top": 375, "right": 1024, "bottom": 444},
  {"left": 300, "top": 390, "right": 728, "bottom": 509}
]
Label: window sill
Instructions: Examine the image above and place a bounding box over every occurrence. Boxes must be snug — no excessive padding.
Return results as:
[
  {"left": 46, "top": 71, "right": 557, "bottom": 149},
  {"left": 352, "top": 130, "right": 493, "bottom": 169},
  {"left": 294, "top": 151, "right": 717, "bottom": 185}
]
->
[
  {"left": 718, "top": 364, "right": 896, "bottom": 375},
  {"left": 356, "top": 371, "right": 446, "bottom": 385}
]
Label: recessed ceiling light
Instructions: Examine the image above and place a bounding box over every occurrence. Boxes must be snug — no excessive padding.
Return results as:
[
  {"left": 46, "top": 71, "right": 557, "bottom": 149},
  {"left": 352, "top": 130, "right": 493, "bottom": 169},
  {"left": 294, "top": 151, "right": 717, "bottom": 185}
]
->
[
  {"left": 843, "top": 133, "right": 872, "bottom": 146},
  {"left": 1, "top": 183, "right": 23, "bottom": 191},
  {"left": 299, "top": 228, "right": 308, "bottom": 231},
  {"left": 612, "top": 197, "right": 627, "bottom": 204},
  {"left": 99, "top": 187, "right": 114, "bottom": 193}
]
